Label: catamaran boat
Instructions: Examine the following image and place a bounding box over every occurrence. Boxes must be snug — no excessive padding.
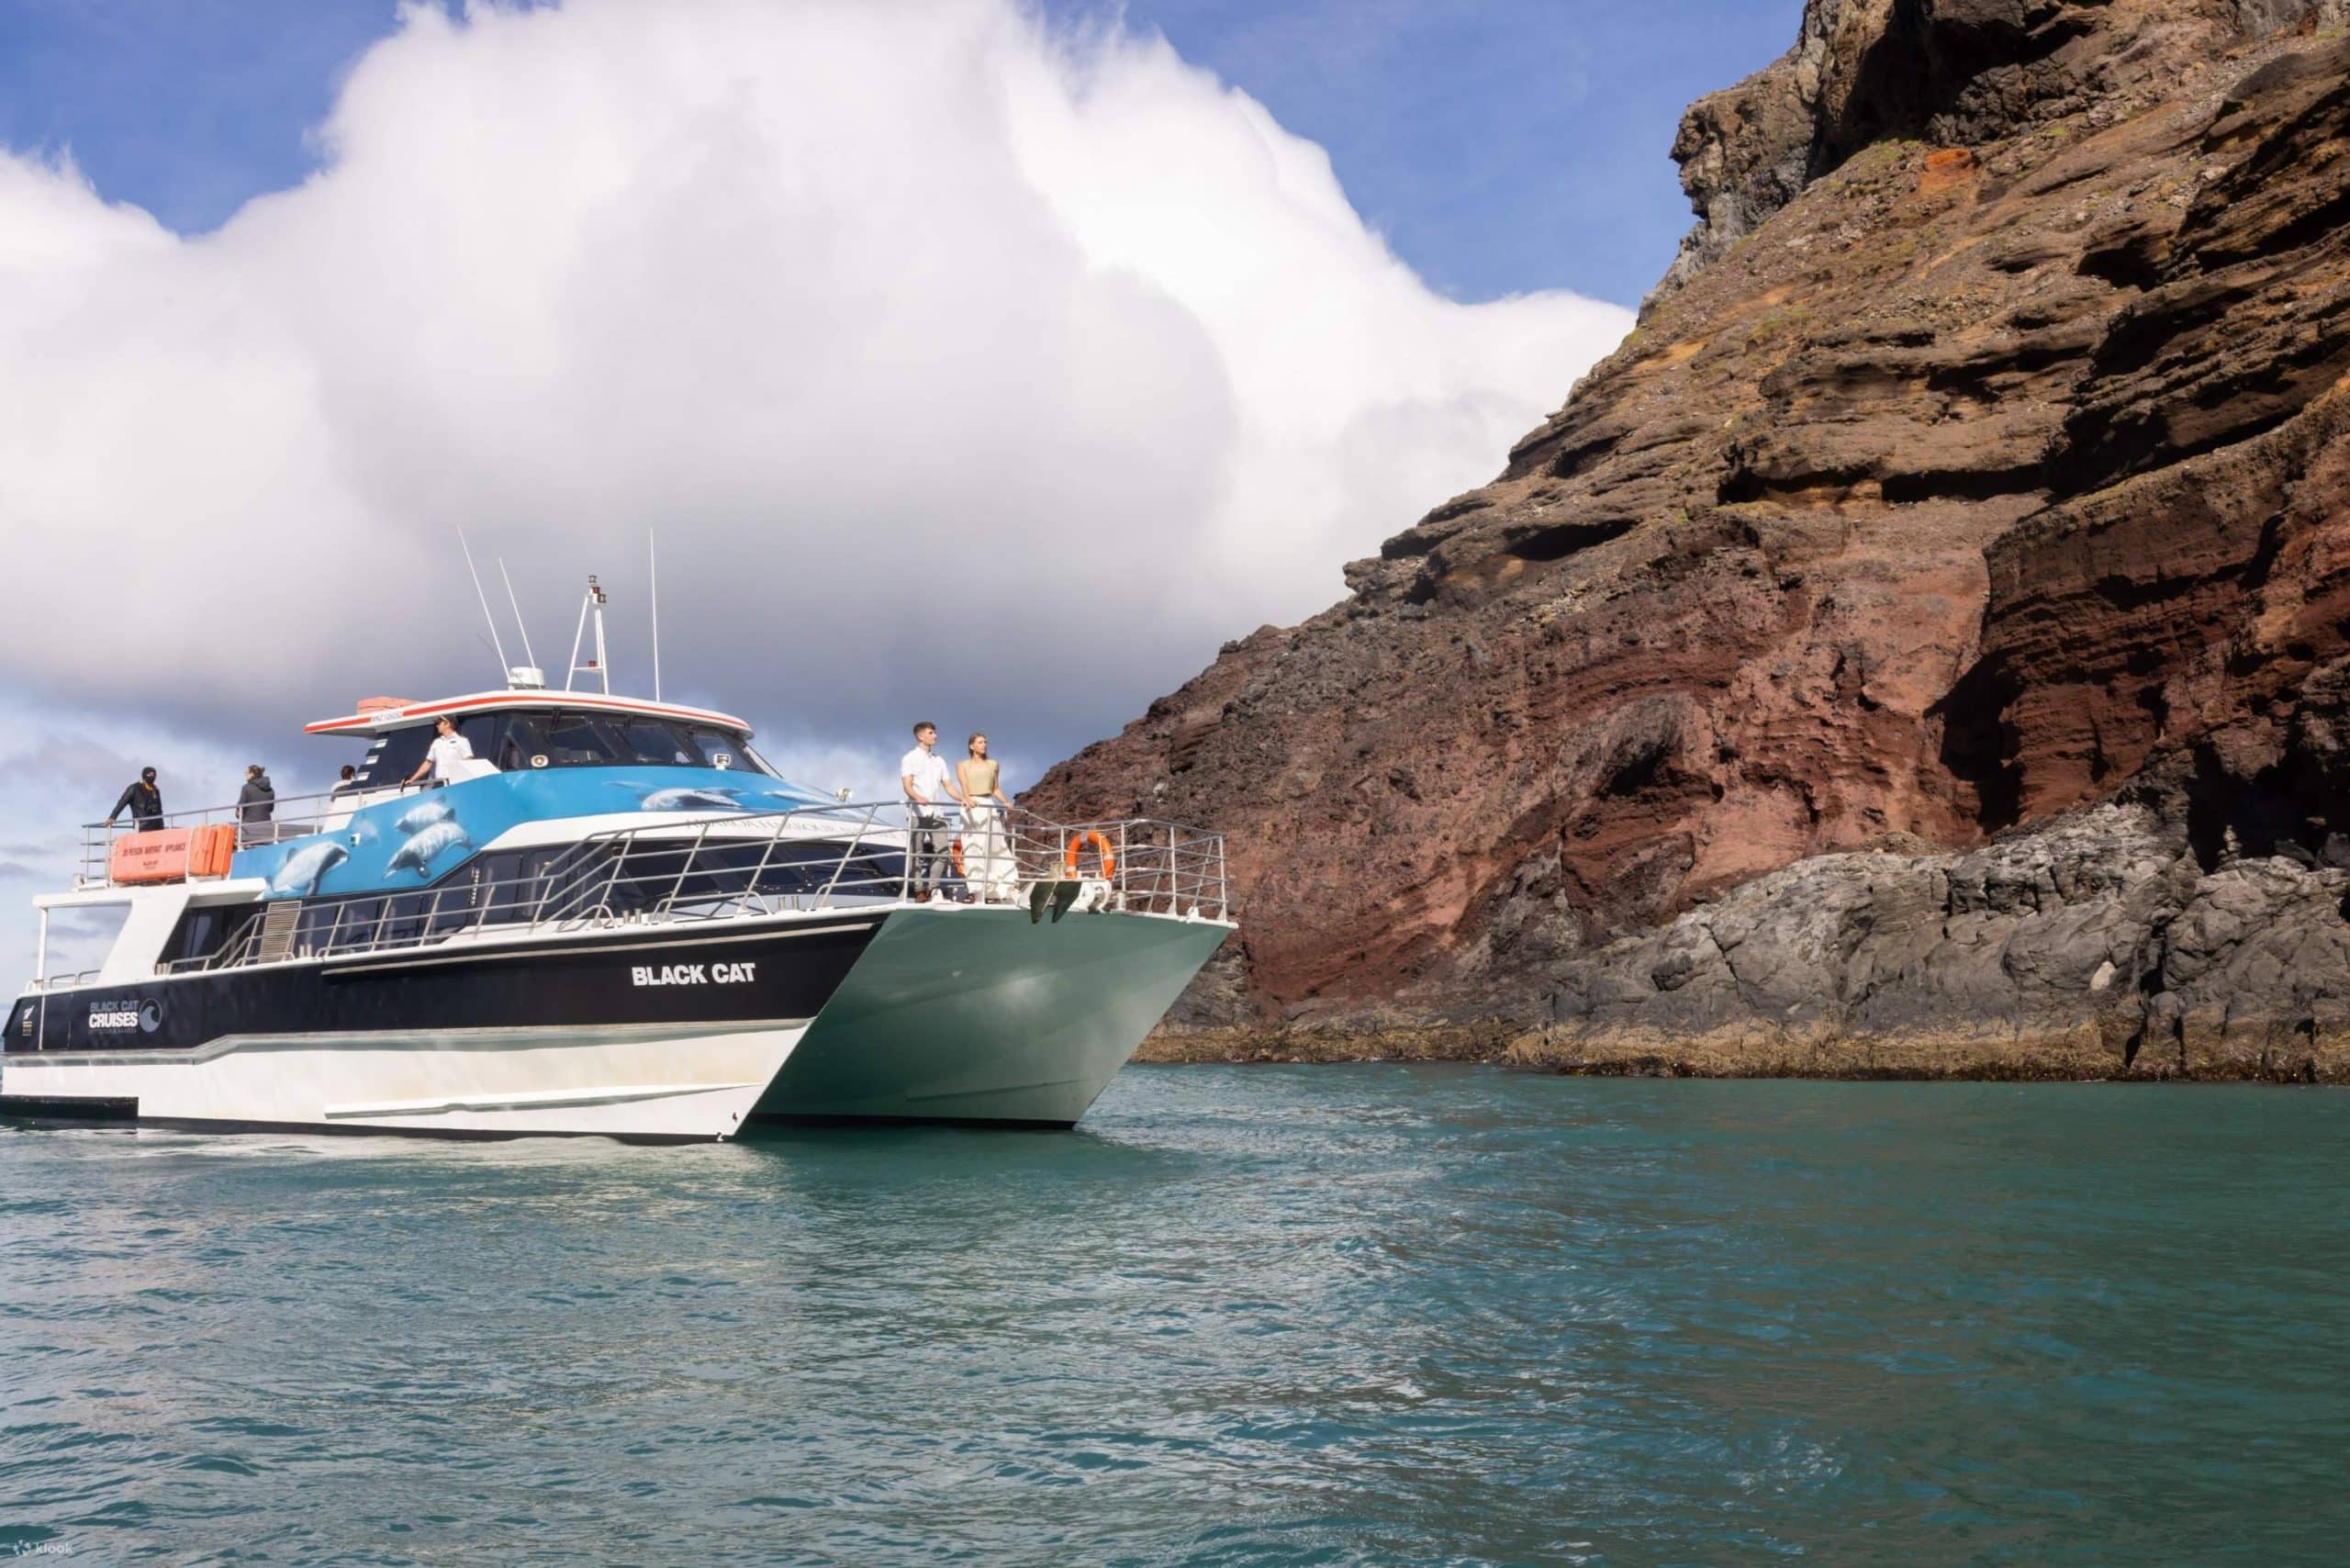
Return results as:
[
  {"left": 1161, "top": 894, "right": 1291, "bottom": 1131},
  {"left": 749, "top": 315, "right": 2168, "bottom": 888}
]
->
[{"left": 0, "top": 677, "right": 1231, "bottom": 1143}]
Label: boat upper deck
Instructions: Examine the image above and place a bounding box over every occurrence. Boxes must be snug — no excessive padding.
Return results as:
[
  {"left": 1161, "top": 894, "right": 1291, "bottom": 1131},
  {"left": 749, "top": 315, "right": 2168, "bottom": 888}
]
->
[
  {"left": 35, "top": 798, "right": 1227, "bottom": 990},
  {"left": 35, "top": 684, "right": 1228, "bottom": 993}
]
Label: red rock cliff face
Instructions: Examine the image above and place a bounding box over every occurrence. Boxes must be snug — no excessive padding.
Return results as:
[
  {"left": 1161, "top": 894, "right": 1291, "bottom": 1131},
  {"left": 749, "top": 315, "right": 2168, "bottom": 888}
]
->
[{"left": 1028, "top": 0, "right": 2350, "bottom": 1063}]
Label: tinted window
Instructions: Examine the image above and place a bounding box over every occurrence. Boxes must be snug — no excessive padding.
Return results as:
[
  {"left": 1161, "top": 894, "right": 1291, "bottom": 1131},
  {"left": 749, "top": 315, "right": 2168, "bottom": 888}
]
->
[
  {"left": 349, "top": 712, "right": 772, "bottom": 778},
  {"left": 352, "top": 728, "right": 430, "bottom": 787},
  {"left": 689, "top": 729, "right": 747, "bottom": 771},
  {"left": 622, "top": 722, "right": 696, "bottom": 766},
  {"left": 160, "top": 904, "right": 261, "bottom": 968}
]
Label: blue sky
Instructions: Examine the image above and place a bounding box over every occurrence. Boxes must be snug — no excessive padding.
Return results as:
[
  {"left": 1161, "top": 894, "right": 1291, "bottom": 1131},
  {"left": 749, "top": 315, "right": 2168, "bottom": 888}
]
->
[
  {"left": 0, "top": 0, "right": 1799, "bottom": 307},
  {"left": 0, "top": 0, "right": 1802, "bottom": 969}
]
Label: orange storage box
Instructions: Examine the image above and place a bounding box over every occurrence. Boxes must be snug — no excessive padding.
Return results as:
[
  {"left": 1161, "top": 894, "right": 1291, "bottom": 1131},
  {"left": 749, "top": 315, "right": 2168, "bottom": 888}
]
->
[
  {"left": 190, "top": 823, "right": 237, "bottom": 879},
  {"left": 109, "top": 828, "right": 195, "bottom": 884},
  {"left": 108, "top": 823, "right": 239, "bottom": 884}
]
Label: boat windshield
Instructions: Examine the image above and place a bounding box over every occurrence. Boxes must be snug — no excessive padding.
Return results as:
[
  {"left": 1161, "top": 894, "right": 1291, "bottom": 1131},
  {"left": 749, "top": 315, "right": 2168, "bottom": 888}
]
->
[{"left": 351, "top": 712, "right": 777, "bottom": 787}]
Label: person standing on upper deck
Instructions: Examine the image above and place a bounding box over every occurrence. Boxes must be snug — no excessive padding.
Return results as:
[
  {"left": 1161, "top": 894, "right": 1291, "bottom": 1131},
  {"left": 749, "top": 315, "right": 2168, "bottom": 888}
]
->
[
  {"left": 900, "top": 722, "right": 964, "bottom": 902},
  {"left": 106, "top": 767, "right": 164, "bottom": 832},
  {"left": 405, "top": 716, "right": 476, "bottom": 788},
  {"left": 236, "top": 765, "right": 276, "bottom": 846}
]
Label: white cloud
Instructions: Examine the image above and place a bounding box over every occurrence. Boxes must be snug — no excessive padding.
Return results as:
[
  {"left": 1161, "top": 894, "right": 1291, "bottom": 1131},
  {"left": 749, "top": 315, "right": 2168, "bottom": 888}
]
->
[{"left": 0, "top": 0, "right": 1628, "bottom": 971}]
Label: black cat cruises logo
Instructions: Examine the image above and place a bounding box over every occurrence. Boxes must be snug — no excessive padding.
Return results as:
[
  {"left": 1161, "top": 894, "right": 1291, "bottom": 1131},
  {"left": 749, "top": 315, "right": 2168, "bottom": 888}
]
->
[{"left": 88, "top": 998, "right": 163, "bottom": 1035}]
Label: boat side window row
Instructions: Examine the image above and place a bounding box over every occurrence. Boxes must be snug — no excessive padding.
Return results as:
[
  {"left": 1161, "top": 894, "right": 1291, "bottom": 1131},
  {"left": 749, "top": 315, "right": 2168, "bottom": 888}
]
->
[
  {"left": 350, "top": 712, "right": 776, "bottom": 789},
  {"left": 155, "top": 838, "right": 913, "bottom": 969}
]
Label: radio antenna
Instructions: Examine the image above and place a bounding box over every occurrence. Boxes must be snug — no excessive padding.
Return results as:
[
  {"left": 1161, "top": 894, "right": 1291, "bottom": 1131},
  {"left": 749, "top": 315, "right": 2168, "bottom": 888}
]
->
[
  {"left": 458, "top": 531, "right": 509, "bottom": 681},
  {"left": 649, "top": 531, "right": 662, "bottom": 702},
  {"left": 498, "top": 558, "right": 539, "bottom": 669}
]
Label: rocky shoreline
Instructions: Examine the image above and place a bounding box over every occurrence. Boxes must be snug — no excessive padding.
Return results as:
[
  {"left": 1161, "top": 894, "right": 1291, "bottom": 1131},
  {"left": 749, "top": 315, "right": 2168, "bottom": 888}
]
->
[
  {"left": 1041, "top": 1, "right": 2350, "bottom": 1080},
  {"left": 1142, "top": 1024, "right": 2339, "bottom": 1083},
  {"left": 1141, "top": 1019, "right": 2341, "bottom": 1083}
]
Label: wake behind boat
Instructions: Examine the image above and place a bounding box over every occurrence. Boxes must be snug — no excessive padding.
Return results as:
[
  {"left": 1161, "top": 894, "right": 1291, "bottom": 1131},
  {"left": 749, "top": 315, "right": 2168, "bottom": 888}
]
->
[{"left": 3, "top": 666, "right": 1231, "bottom": 1143}]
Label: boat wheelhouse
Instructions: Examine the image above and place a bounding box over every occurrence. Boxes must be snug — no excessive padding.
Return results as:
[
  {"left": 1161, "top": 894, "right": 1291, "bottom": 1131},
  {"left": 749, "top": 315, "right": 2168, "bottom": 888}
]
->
[{"left": 4, "top": 686, "right": 1231, "bottom": 1142}]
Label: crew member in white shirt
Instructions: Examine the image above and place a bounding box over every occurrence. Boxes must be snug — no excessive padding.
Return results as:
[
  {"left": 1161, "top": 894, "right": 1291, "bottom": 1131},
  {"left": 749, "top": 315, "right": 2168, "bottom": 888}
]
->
[
  {"left": 405, "top": 716, "right": 477, "bottom": 788},
  {"left": 899, "top": 721, "right": 964, "bottom": 902}
]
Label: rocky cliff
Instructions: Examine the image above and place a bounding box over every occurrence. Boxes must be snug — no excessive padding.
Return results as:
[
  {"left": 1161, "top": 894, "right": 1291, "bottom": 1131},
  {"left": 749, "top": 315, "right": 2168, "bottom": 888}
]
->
[{"left": 1030, "top": 0, "right": 2350, "bottom": 1081}]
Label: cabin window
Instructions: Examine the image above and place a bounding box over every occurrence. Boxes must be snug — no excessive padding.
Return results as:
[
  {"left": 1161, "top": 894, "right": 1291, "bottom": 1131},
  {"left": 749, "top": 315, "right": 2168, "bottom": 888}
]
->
[
  {"left": 159, "top": 904, "right": 262, "bottom": 970},
  {"left": 352, "top": 727, "right": 431, "bottom": 787},
  {"left": 492, "top": 715, "right": 546, "bottom": 770},
  {"left": 688, "top": 728, "right": 746, "bottom": 770},
  {"left": 349, "top": 712, "right": 774, "bottom": 780},
  {"left": 457, "top": 714, "right": 502, "bottom": 763},
  {"left": 532, "top": 714, "right": 771, "bottom": 773},
  {"left": 622, "top": 722, "right": 697, "bottom": 766}
]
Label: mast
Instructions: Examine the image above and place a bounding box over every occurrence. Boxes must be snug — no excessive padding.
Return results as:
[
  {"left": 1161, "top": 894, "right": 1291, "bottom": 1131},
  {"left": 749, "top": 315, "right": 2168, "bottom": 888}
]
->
[{"left": 565, "top": 576, "right": 611, "bottom": 695}]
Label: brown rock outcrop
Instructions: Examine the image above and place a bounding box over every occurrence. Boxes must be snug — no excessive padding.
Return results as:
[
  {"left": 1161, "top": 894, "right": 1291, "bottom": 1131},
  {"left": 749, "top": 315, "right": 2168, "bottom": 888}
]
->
[{"left": 1032, "top": 0, "right": 2350, "bottom": 1077}]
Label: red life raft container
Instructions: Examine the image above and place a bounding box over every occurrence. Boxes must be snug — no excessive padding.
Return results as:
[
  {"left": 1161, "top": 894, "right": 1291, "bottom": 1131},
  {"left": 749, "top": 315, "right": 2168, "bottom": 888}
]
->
[{"left": 108, "top": 823, "right": 237, "bottom": 885}]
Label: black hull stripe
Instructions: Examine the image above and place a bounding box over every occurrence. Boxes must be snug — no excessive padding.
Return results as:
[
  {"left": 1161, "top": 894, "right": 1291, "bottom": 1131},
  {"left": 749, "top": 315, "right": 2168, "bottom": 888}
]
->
[
  {"left": 7, "top": 919, "right": 878, "bottom": 1057},
  {"left": 324, "top": 917, "right": 876, "bottom": 978},
  {"left": 6, "top": 1019, "right": 809, "bottom": 1068},
  {"left": 0, "top": 1105, "right": 719, "bottom": 1147},
  {"left": 0, "top": 1094, "right": 138, "bottom": 1121}
]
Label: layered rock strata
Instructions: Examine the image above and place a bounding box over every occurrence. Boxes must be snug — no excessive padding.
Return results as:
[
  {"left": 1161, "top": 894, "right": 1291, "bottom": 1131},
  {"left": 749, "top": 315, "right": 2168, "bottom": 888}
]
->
[{"left": 1034, "top": 0, "right": 2350, "bottom": 1080}]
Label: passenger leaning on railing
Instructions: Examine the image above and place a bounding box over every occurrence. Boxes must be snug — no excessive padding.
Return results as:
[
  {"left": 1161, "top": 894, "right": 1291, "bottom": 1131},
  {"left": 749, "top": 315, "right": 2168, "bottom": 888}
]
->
[
  {"left": 899, "top": 721, "right": 964, "bottom": 903},
  {"left": 406, "top": 715, "right": 476, "bottom": 788},
  {"left": 106, "top": 767, "right": 164, "bottom": 833}
]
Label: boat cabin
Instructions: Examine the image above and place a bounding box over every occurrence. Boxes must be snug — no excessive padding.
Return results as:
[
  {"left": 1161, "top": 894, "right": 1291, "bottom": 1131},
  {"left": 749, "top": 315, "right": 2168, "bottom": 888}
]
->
[{"left": 305, "top": 690, "right": 780, "bottom": 790}]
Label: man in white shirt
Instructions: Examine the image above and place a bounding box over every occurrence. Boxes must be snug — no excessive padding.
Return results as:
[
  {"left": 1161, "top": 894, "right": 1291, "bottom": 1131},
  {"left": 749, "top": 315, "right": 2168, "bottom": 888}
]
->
[
  {"left": 899, "top": 721, "right": 963, "bottom": 902},
  {"left": 405, "top": 715, "right": 477, "bottom": 788}
]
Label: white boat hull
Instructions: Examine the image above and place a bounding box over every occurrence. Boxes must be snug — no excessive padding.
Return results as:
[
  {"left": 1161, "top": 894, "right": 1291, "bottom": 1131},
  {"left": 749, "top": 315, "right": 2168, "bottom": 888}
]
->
[{"left": 1, "top": 1021, "right": 804, "bottom": 1142}]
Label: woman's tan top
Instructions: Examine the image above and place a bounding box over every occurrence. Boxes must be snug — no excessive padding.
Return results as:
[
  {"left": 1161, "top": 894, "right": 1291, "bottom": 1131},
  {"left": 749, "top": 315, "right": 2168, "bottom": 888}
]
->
[{"left": 960, "top": 758, "right": 1001, "bottom": 798}]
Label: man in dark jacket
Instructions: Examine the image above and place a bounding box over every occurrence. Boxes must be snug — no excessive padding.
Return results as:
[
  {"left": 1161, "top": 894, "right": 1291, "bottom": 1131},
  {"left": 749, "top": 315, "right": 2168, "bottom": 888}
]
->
[
  {"left": 107, "top": 767, "right": 164, "bottom": 832},
  {"left": 237, "top": 765, "right": 276, "bottom": 846}
]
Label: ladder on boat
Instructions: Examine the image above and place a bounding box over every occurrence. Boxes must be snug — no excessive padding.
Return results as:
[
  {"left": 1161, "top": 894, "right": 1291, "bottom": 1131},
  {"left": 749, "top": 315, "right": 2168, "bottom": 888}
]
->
[{"left": 255, "top": 901, "right": 305, "bottom": 965}]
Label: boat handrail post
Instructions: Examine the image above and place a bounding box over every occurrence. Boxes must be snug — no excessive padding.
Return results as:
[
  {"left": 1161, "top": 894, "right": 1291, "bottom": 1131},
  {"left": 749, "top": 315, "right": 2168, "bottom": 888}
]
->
[
  {"left": 816, "top": 804, "right": 878, "bottom": 909},
  {"left": 662, "top": 822, "right": 713, "bottom": 918},
  {"left": 744, "top": 809, "right": 790, "bottom": 913},
  {"left": 597, "top": 838, "right": 628, "bottom": 924}
]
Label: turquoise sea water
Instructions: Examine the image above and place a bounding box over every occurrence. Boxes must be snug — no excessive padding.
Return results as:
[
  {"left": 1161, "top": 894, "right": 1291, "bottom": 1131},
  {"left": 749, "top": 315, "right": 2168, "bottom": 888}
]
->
[{"left": 1, "top": 1067, "right": 2343, "bottom": 1564}]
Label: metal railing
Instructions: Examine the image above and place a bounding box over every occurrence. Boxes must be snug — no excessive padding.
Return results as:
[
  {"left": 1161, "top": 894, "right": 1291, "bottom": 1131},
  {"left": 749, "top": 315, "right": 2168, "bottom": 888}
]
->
[
  {"left": 154, "top": 801, "right": 1229, "bottom": 974},
  {"left": 76, "top": 781, "right": 432, "bottom": 887}
]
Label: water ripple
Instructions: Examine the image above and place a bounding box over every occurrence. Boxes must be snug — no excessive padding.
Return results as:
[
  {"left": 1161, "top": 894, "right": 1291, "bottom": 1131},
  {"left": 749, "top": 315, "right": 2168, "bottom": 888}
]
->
[{"left": 1, "top": 1070, "right": 2344, "bottom": 1563}]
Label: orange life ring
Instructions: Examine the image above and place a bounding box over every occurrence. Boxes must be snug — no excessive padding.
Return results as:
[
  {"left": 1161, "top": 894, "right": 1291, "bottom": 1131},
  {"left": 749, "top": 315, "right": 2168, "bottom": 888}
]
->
[{"left": 1063, "top": 829, "right": 1115, "bottom": 879}]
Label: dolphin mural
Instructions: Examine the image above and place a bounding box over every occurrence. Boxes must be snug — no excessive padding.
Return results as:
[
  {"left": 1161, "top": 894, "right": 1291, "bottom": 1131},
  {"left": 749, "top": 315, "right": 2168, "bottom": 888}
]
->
[
  {"left": 387, "top": 821, "right": 472, "bottom": 877},
  {"left": 269, "top": 841, "right": 349, "bottom": 897},
  {"left": 396, "top": 797, "right": 456, "bottom": 834},
  {"left": 235, "top": 763, "right": 840, "bottom": 901},
  {"left": 623, "top": 784, "right": 750, "bottom": 812}
]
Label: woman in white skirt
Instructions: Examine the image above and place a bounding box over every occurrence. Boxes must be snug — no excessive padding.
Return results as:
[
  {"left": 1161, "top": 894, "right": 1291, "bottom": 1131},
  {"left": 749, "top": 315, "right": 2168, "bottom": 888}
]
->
[{"left": 957, "top": 734, "right": 1018, "bottom": 902}]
